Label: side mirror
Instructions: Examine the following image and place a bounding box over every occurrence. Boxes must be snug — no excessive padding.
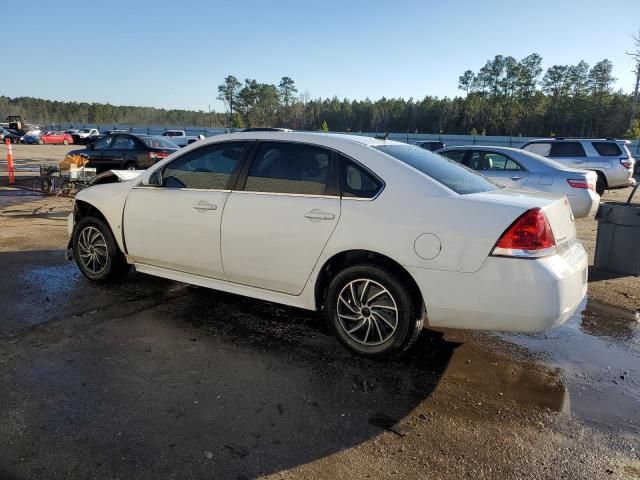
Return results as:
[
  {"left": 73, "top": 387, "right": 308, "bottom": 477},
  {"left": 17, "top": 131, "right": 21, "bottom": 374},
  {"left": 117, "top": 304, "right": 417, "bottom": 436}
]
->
[{"left": 142, "top": 171, "right": 162, "bottom": 187}]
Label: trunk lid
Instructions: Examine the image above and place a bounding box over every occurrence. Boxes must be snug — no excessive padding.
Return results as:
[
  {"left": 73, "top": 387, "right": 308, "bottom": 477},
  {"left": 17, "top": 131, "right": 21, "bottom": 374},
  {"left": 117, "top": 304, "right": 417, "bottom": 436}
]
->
[{"left": 471, "top": 188, "right": 577, "bottom": 254}]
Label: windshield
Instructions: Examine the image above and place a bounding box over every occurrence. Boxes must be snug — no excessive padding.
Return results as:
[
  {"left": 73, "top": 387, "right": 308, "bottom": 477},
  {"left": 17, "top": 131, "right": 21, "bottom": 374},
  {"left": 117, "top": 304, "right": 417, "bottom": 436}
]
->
[
  {"left": 140, "top": 136, "right": 179, "bottom": 149},
  {"left": 375, "top": 144, "right": 500, "bottom": 194}
]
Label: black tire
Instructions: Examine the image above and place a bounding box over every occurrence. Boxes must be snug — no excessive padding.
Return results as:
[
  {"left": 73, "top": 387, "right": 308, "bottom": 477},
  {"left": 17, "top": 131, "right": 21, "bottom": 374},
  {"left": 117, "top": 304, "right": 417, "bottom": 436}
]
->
[
  {"left": 124, "top": 162, "right": 138, "bottom": 170},
  {"left": 324, "top": 264, "right": 423, "bottom": 359},
  {"left": 596, "top": 172, "right": 606, "bottom": 196},
  {"left": 72, "top": 216, "right": 130, "bottom": 283}
]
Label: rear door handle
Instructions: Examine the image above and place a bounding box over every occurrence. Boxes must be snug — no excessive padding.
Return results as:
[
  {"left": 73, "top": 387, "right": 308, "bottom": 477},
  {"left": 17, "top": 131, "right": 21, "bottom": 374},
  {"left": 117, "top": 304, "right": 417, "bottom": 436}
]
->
[
  {"left": 193, "top": 201, "right": 217, "bottom": 211},
  {"left": 510, "top": 176, "right": 523, "bottom": 181},
  {"left": 304, "top": 209, "right": 335, "bottom": 220}
]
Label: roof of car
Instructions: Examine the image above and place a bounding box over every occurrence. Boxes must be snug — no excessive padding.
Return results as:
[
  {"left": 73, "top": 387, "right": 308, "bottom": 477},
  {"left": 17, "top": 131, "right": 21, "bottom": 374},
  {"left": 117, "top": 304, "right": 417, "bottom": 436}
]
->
[
  {"left": 440, "top": 145, "right": 522, "bottom": 153},
  {"left": 202, "top": 131, "right": 406, "bottom": 148}
]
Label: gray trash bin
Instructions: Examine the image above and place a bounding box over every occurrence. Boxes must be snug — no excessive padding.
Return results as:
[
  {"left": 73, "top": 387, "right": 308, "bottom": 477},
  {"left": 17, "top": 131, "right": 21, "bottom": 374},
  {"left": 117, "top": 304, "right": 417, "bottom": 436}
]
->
[{"left": 594, "top": 183, "right": 640, "bottom": 275}]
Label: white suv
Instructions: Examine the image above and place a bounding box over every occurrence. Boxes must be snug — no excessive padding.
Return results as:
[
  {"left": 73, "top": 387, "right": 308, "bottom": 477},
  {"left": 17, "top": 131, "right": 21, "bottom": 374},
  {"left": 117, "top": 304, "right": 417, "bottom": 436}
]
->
[{"left": 521, "top": 138, "right": 636, "bottom": 196}]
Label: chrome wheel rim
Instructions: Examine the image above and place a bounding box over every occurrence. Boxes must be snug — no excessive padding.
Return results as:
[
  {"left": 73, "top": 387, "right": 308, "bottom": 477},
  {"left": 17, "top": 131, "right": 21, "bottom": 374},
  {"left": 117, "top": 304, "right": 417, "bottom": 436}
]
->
[
  {"left": 77, "top": 226, "right": 109, "bottom": 275},
  {"left": 336, "top": 278, "right": 398, "bottom": 346}
]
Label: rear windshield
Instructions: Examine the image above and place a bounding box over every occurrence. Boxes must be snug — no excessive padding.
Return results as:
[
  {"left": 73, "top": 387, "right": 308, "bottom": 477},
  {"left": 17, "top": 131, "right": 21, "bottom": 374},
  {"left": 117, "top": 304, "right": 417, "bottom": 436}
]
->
[
  {"left": 140, "top": 136, "right": 179, "bottom": 149},
  {"left": 375, "top": 144, "right": 500, "bottom": 194}
]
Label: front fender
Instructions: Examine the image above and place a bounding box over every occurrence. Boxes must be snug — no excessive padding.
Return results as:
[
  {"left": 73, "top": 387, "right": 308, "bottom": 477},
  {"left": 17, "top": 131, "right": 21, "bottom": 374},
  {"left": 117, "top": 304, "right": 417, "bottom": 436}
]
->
[{"left": 74, "top": 181, "right": 135, "bottom": 253}]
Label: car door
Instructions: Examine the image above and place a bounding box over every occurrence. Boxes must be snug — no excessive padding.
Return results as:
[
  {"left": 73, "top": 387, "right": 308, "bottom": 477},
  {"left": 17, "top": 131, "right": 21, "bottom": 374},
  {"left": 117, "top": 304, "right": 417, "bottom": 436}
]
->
[
  {"left": 549, "top": 142, "right": 589, "bottom": 168},
  {"left": 221, "top": 141, "right": 340, "bottom": 295},
  {"left": 478, "top": 151, "right": 529, "bottom": 188},
  {"left": 122, "top": 141, "right": 253, "bottom": 279},
  {"left": 84, "top": 135, "right": 114, "bottom": 171}
]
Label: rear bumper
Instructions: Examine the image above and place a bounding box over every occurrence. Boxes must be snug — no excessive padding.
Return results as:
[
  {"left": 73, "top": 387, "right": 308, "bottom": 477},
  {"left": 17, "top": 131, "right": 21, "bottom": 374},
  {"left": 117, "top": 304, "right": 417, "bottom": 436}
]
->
[
  {"left": 568, "top": 189, "right": 600, "bottom": 218},
  {"left": 605, "top": 166, "right": 634, "bottom": 188},
  {"left": 408, "top": 242, "right": 588, "bottom": 333}
]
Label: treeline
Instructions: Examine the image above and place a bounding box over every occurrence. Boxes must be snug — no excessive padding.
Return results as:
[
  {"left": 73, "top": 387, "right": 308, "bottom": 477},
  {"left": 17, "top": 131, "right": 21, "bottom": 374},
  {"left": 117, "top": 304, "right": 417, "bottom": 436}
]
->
[
  {"left": 2, "top": 52, "right": 638, "bottom": 138},
  {"left": 0, "top": 96, "right": 228, "bottom": 128}
]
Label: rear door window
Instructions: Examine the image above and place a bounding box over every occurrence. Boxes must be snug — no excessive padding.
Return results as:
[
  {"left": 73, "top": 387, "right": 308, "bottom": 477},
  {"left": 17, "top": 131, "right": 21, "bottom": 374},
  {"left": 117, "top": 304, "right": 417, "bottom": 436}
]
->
[
  {"left": 163, "top": 142, "right": 251, "bottom": 190},
  {"left": 484, "top": 152, "right": 524, "bottom": 171},
  {"left": 523, "top": 142, "right": 551, "bottom": 157},
  {"left": 549, "top": 142, "right": 586, "bottom": 157},
  {"left": 375, "top": 144, "right": 499, "bottom": 194},
  {"left": 592, "top": 142, "right": 622, "bottom": 156},
  {"left": 244, "top": 142, "right": 333, "bottom": 195},
  {"left": 112, "top": 136, "right": 136, "bottom": 150}
]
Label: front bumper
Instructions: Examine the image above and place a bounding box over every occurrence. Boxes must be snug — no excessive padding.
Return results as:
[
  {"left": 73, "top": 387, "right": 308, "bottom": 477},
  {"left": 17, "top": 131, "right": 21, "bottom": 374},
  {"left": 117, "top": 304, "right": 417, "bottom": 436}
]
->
[{"left": 408, "top": 242, "right": 588, "bottom": 333}]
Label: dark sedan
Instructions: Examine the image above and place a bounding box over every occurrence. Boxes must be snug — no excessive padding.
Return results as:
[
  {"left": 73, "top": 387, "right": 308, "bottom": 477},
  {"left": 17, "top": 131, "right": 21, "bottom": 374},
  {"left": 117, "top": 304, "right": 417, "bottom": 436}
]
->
[
  {"left": 64, "top": 134, "right": 179, "bottom": 173},
  {"left": 0, "top": 128, "right": 22, "bottom": 144}
]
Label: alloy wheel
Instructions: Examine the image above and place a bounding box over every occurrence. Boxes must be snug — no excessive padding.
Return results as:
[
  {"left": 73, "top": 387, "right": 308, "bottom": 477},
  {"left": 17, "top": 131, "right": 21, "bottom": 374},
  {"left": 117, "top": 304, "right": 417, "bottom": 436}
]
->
[
  {"left": 77, "top": 226, "right": 109, "bottom": 275},
  {"left": 336, "top": 278, "right": 399, "bottom": 346}
]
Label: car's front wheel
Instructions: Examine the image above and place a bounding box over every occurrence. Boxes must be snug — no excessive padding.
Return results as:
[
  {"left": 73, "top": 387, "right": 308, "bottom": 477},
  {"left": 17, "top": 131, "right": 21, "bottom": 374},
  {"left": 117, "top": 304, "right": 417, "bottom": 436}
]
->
[
  {"left": 72, "top": 216, "right": 130, "bottom": 283},
  {"left": 325, "top": 264, "right": 423, "bottom": 358},
  {"left": 63, "top": 139, "right": 69, "bottom": 145}
]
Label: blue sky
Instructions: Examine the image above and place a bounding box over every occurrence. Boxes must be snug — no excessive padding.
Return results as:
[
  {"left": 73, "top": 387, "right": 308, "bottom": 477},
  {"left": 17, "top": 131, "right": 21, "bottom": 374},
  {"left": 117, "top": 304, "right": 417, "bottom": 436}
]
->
[{"left": 4, "top": 0, "right": 639, "bottom": 112}]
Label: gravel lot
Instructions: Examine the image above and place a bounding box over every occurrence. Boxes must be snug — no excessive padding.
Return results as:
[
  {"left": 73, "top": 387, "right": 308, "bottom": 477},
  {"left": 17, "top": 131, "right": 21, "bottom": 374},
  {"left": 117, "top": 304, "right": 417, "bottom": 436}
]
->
[{"left": 0, "top": 149, "right": 639, "bottom": 479}]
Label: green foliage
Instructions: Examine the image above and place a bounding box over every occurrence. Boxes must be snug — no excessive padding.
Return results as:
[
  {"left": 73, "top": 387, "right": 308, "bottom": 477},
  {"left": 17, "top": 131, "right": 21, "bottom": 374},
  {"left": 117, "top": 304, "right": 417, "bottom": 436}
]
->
[
  {"left": 320, "top": 120, "right": 329, "bottom": 132},
  {"left": 470, "top": 127, "right": 478, "bottom": 136},
  {"left": 624, "top": 119, "right": 640, "bottom": 139},
  {"left": 231, "top": 112, "right": 244, "bottom": 129}
]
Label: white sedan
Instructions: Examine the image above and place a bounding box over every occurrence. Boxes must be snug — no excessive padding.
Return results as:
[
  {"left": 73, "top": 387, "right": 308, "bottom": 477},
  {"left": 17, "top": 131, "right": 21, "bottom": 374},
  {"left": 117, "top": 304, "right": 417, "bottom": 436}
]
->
[
  {"left": 437, "top": 146, "right": 600, "bottom": 218},
  {"left": 67, "top": 132, "right": 588, "bottom": 358}
]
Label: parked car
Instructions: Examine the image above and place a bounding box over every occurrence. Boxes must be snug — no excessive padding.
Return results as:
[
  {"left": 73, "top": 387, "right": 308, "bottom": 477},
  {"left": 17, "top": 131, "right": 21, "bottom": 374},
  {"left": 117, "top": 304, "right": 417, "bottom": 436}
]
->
[
  {"left": 39, "top": 131, "right": 74, "bottom": 145},
  {"left": 65, "top": 129, "right": 80, "bottom": 135},
  {"left": 66, "top": 132, "right": 587, "bottom": 358},
  {"left": 437, "top": 146, "right": 599, "bottom": 218},
  {"left": 0, "top": 128, "right": 21, "bottom": 143},
  {"left": 521, "top": 138, "right": 636, "bottom": 196},
  {"left": 160, "top": 130, "right": 205, "bottom": 147},
  {"left": 20, "top": 130, "right": 42, "bottom": 144},
  {"left": 63, "top": 133, "right": 179, "bottom": 173},
  {"left": 71, "top": 128, "right": 100, "bottom": 145},
  {"left": 414, "top": 140, "right": 445, "bottom": 151}
]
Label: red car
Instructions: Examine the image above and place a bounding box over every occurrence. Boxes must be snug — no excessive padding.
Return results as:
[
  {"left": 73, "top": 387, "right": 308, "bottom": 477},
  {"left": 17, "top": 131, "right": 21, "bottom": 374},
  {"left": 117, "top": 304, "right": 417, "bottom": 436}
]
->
[{"left": 39, "top": 131, "right": 74, "bottom": 145}]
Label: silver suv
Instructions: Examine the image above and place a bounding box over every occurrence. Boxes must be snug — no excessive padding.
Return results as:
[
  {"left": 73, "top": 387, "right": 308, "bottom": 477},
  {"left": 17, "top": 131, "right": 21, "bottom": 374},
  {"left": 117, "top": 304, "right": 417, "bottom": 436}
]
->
[{"left": 521, "top": 138, "right": 636, "bottom": 196}]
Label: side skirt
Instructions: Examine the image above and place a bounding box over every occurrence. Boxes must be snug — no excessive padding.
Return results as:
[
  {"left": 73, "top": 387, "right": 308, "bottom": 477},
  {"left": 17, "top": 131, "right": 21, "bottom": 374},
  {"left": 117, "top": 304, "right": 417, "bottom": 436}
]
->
[{"left": 134, "top": 263, "right": 317, "bottom": 311}]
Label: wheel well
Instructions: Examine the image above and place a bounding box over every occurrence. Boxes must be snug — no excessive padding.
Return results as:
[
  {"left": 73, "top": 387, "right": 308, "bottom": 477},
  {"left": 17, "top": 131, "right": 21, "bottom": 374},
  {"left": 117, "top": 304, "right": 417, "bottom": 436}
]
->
[
  {"left": 314, "top": 250, "right": 424, "bottom": 312},
  {"left": 594, "top": 170, "right": 608, "bottom": 188},
  {"left": 74, "top": 200, "right": 109, "bottom": 226}
]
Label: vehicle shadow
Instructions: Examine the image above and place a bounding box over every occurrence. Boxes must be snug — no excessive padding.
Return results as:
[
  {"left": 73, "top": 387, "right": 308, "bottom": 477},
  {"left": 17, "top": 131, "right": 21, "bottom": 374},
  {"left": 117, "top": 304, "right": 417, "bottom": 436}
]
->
[{"left": 588, "top": 265, "right": 636, "bottom": 282}]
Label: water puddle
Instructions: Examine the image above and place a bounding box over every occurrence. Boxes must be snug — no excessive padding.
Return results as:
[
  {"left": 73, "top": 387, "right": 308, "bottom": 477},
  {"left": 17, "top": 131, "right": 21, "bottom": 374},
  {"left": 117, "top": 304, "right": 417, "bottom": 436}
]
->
[{"left": 497, "top": 300, "right": 640, "bottom": 433}]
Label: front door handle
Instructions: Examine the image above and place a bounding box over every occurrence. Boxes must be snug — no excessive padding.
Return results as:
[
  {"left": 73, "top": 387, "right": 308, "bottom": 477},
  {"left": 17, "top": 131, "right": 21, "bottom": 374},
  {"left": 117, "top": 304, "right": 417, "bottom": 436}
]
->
[
  {"left": 510, "top": 176, "right": 523, "bottom": 181},
  {"left": 193, "top": 201, "right": 217, "bottom": 211},
  {"left": 304, "top": 209, "right": 335, "bottom": 221}
]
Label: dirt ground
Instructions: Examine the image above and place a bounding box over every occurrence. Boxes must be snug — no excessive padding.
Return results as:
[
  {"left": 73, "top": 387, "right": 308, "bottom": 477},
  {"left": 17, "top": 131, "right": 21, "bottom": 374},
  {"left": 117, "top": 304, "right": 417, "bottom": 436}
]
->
[{"left": 0, "top": 161, "right": 639, "bottom": 478}]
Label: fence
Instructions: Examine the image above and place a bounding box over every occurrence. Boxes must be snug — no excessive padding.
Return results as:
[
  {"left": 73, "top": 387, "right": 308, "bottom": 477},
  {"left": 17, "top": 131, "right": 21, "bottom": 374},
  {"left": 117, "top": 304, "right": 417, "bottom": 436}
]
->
[{"left": 40, "top": 123, "right": 640, "bottom": 154}]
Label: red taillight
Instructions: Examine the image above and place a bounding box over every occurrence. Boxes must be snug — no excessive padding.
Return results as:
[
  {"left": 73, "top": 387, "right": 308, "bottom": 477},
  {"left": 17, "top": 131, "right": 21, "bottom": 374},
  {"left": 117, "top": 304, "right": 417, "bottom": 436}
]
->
[
  {"left": 492, "top": 208, "right": 556, "bottom": 258},
  {"left": 149, "top": 151, "right": 170, "bottom": 160},
  {"left": 567, "top": 178, "right": 589, "bottom": 189},
  {"left": 620, "top": 158, "right": 632, "bottom": 169}
]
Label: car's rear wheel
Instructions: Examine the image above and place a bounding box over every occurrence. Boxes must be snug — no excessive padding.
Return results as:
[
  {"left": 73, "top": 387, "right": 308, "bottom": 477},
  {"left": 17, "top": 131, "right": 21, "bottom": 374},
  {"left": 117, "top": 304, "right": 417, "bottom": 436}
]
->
[
  {"left": 124, "top": 162, "right": 138, "bottom": 170},
  {"left": 38, "top": 138, "right": 45, "bottom": 145},
  {"left": 72, "top": 216, "right": 130, "bottom": 283},
  {"left": 596, "top": 172, "right": 606, "bottom": 196},
  {"left": 63, "top": 139, "right": 69, "bottom": 145},
  {"left": 325, "top": 264, "right": 423, "bottom": 358}
]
